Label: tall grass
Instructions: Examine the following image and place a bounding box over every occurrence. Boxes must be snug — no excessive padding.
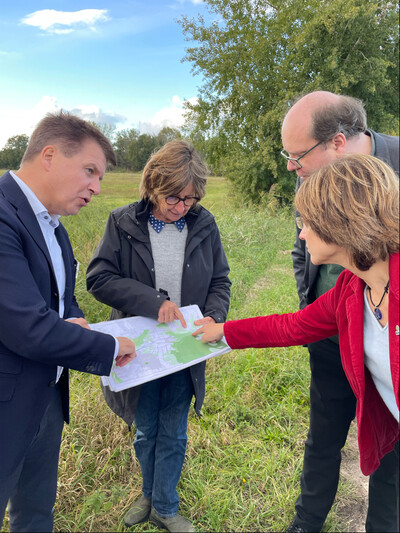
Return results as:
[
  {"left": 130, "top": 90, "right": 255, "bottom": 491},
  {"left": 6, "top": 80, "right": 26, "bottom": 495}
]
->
[{"left": 2, "top": 171, "right": 358, "bottom": 532}]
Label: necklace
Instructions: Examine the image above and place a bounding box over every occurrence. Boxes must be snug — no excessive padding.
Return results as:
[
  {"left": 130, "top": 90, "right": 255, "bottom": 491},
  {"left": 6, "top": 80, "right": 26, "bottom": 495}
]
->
[{"left": 368, "top": 281, "right": 389, "bottom": 320}]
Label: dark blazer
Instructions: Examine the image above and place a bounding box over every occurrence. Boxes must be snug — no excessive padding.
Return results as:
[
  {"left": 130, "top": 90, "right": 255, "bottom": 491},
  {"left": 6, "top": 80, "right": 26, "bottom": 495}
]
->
[
  {"left": 0, "top": 171, "right": 115, "bottom": 480},
  {"left": 292, "top": 130, "right": 400, "bottom": 309},
  {"left": 86, "top": 199, "right": 231, "bottom": 425}
]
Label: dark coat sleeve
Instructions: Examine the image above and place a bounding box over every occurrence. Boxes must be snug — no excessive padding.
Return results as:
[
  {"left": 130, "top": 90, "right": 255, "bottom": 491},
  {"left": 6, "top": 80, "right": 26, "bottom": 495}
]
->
[
  {"left": 0, "top": 203, "right": 115, "bottom": 376},
  {"left": 201, "top": 223, "right": 231, "bottom": 323},
  {"left": 224, "top": 282, "right": 340, "bottom": 350},
  {"left": 291, "top": 177, "right": 309, "bottom": 309},
  {"left": 292, "top": 225, "right": 308, "bottom": 309}
]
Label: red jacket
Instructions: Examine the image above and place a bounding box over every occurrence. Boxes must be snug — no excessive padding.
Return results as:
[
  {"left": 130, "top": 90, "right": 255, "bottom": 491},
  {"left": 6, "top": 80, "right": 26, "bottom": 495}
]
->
[{"left": 224, "top": 253, "right": 399, "bottom": 476}]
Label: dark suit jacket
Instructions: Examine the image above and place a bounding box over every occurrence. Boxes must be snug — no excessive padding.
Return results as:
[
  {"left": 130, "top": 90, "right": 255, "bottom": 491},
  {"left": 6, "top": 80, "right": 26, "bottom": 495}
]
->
[
  {"left": 0, "top": 171, "right": 115, "bottom": 479},
  {"left": 292, "top": 130, "right": 400, "bottom": 309}
]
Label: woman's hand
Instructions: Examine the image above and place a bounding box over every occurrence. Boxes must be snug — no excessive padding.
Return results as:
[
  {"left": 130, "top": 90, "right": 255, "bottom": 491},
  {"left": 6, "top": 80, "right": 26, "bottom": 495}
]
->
[
  {"left": 193, "top": 316, "right": 216, "bottom": 327},
  {"left": 158, "top": 300, "right": 187, "bottom": 328},
  {"left": 192, "top": 322, "right": 225, "bottom": 343}
]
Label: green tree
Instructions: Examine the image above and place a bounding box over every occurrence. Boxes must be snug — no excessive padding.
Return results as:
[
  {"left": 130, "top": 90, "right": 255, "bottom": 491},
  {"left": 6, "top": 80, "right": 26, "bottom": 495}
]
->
[
  {"left": 127, "top": 133, "right": 158, "bottom": 171},
  {"left": 0, "top": 134, "right": 29, "bottom": 169},
  {"left": 178, "top": 0, "right": 399, "bottom": 202},
  {"left": 114, "top": 128, "right": 139, "bottom": 169},
  {"left": 88, "top": 121, "right": 116, "bottom": 143},
  {"left": 156, "top": 126, "right": 182, "bottom": 146},
  {"left": 113, "top": 128, "right": 182, "bottom": 171}
]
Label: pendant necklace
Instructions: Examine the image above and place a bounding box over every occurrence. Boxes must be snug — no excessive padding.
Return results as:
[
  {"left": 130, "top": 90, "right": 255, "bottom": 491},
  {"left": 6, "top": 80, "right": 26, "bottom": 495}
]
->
[{"left": 368, "top": 281, "right": 389, "bottom": 321}]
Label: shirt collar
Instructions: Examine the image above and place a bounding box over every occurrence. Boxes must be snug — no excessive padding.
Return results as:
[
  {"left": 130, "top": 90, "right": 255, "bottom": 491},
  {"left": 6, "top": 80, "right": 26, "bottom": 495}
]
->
[
  {"left": 10, "top": 171, "right": 60, "bottom": 228},
  {"left": 149, "top": 211, "right": 186, "bottom": 233}
]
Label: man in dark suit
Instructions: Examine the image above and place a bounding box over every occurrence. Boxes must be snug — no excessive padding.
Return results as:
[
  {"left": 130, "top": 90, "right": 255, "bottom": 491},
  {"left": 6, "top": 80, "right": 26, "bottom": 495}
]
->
[
  {"left": 0, "top": 111, "right": 136, "bottom": 532},
  {"left": 280, "top": 91, "right": 399, "bottom": 533}
]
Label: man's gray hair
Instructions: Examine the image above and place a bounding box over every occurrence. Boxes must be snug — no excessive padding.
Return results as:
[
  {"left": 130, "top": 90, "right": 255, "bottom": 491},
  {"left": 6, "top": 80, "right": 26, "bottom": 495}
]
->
[{"left": 311, "top": 95, "right": 367, "bottom": 143}]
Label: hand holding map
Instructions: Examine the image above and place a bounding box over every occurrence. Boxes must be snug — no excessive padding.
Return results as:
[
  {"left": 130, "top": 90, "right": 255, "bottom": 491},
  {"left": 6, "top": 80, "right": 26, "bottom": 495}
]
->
[
  {"left": 90, "top": 305, "right": 231, "bottom": 391},
  {"left": 115, "top": 337, "right": 136, "bottom": 367}
]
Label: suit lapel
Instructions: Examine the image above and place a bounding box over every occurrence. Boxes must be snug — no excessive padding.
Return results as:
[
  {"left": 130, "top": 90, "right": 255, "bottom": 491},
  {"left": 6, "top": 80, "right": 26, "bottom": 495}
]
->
[
  {"left": 0, "top": 172, "right": 53, "bottom": 264},
  {"left": 0, "top": 171, "right": 61, "bottom": 295},
  {"left": 0, "top": 172, "right": 76, "bottom": 318}
]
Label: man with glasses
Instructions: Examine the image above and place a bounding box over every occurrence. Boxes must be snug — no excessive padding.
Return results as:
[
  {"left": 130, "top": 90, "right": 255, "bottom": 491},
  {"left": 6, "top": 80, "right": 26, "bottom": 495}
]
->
[{"left": 280, "top": 91, "right": 399, "bottom": 533}]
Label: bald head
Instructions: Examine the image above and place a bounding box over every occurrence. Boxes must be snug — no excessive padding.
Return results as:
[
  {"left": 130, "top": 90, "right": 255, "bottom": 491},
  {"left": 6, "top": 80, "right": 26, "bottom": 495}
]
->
[
  {"left": 282, "top": 91, "right": 340, "bottom": 137},
  {"left": 281, "top": 91, "right": 369, "bottom": 179},
  {"left": 282, "top": 91, "right": 367, "bottom": 143}
]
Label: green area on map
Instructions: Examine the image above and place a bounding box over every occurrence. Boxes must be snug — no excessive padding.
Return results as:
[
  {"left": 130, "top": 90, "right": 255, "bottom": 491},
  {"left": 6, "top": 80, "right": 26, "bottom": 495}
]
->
[{"left": 157, "top": 323, "right": 226, "bottom": 364}]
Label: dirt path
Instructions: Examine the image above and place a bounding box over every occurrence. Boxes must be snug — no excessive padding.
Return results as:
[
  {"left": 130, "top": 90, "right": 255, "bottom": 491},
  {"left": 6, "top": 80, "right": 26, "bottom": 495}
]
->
[{"left": 336, "top": 421, "right": 369, "bottom": 532}]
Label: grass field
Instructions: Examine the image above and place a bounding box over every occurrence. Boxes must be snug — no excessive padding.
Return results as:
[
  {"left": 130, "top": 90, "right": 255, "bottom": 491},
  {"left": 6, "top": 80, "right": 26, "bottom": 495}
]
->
[{"left": 1, "top": 170, "right": 360, "bottom": 532}]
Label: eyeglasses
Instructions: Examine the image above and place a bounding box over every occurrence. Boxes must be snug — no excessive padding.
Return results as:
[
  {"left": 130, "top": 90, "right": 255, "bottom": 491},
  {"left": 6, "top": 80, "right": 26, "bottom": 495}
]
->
[
  {"left": 165, "top": 195, "right": 200, "bottom": 207},
  {"left": 280, "top": 141, "right": 323, "bottom": 169},
  {"left": 295, "top": 216, "right": 304, "bottom": 230}
]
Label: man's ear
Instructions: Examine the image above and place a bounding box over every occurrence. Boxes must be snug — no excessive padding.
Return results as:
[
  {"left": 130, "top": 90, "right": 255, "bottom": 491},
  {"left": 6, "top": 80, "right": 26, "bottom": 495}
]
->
[
  {"left": 41, "top": 145, "right": 57, "bottom": 171},
  {"left": 332, "top": 132, "right": 346, "bottom": 154}
]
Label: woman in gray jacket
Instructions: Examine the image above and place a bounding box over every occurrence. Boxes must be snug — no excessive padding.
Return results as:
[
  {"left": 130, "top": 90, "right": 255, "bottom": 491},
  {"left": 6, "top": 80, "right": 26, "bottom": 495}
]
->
[{"left": 86, "top": 140, "right": 231, "bottom": 532}]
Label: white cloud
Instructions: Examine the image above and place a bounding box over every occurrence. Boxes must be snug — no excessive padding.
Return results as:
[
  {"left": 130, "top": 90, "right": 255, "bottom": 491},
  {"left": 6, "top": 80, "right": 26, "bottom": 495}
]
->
[
  {"left": 32, "top": 95, "right": 61, "bottom": 117},
  {"left": 0, "top": 97, "right": 127, "bottom": 149},
  {"left": 0, "top": 96, "right": 196, "bottom": 150},
  {"left": 174, "top": 0, "right": 204, "bottom": 5},
  {"left": 69, "top": 105, "right": 127, "bottom": 127},
  {"left": 21, "top": 9, "right": 109, "bottom": 35},
  {"left": 0, "top": 96, "right": 59, "bottom": 149},
  {"left": 138, "top": 95, "right": 197, "bottom": 135}
]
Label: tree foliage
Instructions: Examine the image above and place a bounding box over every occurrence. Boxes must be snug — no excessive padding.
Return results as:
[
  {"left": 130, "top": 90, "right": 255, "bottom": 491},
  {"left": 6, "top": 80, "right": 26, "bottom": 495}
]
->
[
  {"left": 0, "top": 127, "right": 183, "bottom": 174},
  {"left": 178, "top": 0, "right": 399, "bottom": 202},
  {"left": 127, "top": 133, "right": 158, "bottom": 171},
  {"left": 114, "top": 127, "right": 182, "bottom": 171},
  {"left": 114, "top": 128, "right": 139, "bottom": 169},
  {"left": 87, "top": 121, "right": 116, "bottom": 143},
  {"left": 0, "top": 134, "right": 29, "bottom": 170}
]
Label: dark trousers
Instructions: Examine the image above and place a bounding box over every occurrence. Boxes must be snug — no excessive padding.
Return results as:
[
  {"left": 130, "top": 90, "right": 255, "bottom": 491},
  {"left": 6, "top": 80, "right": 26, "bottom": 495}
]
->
[
  {"left": 0, "top": 385, "right": 64, "bottom": 532},
  {"left": 366, "top": 441, "right": 399, "bottom": 533},
  {"left": 294, "top": 338, "right": 399, "bottom": 532}
]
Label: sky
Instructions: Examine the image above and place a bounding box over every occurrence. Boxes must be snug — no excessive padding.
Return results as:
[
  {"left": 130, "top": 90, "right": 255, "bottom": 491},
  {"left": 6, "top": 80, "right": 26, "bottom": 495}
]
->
[{"left": 0, "top": 0, "right": 210, "bottom": 149}]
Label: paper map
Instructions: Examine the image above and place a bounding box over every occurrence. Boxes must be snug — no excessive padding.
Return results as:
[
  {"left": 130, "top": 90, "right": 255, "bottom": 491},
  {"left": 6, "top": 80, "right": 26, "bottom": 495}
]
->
[{"left": 90, "top": 305, "right": 231, "bottom": 391}]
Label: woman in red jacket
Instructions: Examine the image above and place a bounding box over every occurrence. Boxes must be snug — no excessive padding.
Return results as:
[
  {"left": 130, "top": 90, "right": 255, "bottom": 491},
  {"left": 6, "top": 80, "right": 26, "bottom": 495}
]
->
[{"left": 194, "top": 154, "right": 399, "bottom": 499}]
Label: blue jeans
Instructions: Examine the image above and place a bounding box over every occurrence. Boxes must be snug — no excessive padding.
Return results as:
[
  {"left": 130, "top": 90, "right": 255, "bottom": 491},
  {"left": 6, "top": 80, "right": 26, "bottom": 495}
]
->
[{"left": 133, "top": 369, "right": 194, "bottom": 517}]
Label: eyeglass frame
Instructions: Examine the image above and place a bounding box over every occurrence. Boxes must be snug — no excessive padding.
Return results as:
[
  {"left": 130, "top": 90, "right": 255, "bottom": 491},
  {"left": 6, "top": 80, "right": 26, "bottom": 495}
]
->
[
  {"left": 280, "top": 140, "right": 323, "bottom": 169},
  {"left": 165, "top": 195, "right": 200, "bottom": 207},
  {"left": 295, "top": 216, "right": 304, "bottom": 230}
]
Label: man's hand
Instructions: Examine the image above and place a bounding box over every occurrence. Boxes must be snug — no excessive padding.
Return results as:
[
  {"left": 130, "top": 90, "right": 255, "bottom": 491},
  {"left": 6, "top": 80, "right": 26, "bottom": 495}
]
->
[
  {"left": 192, "top": 323, "right": 224, "bottom": 343},
  {"left": 158, "top": 300, "right": 187, "bottom": 328},
  {"left": 115, "top": 337, "right": 136, "bottom": 367},
  {"left": 66, "top": 317, "right": 90, "bottom": 329}
]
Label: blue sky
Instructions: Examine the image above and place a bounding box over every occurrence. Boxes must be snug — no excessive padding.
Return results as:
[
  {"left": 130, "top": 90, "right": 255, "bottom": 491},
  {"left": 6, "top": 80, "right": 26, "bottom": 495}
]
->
[{"left": 0, "top": 1, "right": 209, "bottom": 149}]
